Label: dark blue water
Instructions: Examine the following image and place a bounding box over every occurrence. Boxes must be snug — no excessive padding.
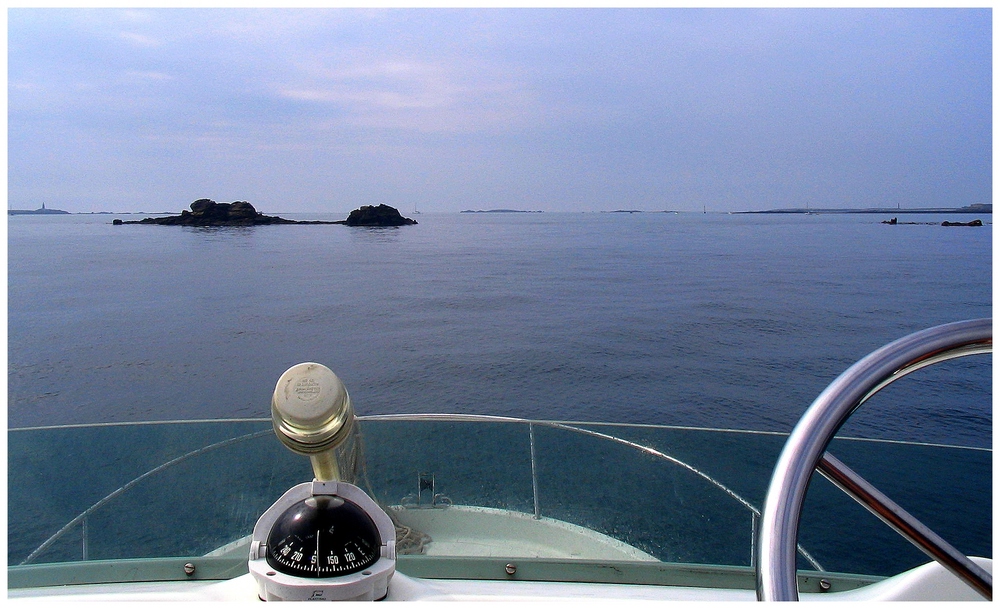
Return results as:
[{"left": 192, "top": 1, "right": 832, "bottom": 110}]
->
[{"left": 8, "top": 212, "right": 992, "bottom": 447}]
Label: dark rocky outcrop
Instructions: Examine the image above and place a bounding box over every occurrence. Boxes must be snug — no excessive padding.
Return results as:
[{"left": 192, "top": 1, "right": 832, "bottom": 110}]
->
[
  {"left": 884, "top": 217, "right": 986, "bottom": 227},
  {"left": 122, "top": 199, "right": 309, "bottom": 226},
  {"left": 117, "top": 200, "right": 416, "bottom": 227},
  {"left": 344, "top": 204, "right": 418, "bottom": 226}
]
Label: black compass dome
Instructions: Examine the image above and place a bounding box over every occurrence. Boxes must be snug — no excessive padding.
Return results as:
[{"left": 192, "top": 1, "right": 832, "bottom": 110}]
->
[{"left": 265, "top": 495, "right": 382, "bottom": 578}]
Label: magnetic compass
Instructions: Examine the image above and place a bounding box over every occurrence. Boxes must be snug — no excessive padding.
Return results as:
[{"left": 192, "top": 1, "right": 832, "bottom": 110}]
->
[
  {"left": 249, "top": 480, "right": 396, "bottom": 601},
  {"left": 248, "top": 363, "right": 396, "bottom": 602}
]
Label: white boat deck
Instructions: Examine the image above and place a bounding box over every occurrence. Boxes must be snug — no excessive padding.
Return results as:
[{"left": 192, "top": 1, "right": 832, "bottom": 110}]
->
[{"left": 391, "top": 505, "right": 658, "bottom": 560}]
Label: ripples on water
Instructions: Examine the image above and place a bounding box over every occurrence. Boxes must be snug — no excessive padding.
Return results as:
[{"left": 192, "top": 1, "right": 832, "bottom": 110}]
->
[{"left": 7, "top": 212, "right": 992, "bottom": 447}]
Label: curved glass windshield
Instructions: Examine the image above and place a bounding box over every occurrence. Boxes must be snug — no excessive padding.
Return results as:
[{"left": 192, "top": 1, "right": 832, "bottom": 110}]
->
[{"left": 8, "top": 416, "right": 990, "bottom": 590}]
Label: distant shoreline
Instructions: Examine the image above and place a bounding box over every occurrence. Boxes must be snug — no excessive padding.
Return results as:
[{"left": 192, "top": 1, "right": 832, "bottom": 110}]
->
[
  {"left": 8, "top": 208, "right": 71, "bottom": 215},
  {"left": 460, "top": 209, "right": 543, "bottom": 213},
  {"left": 8, "top": 210, "right": 166, "bottom": 215},
  {"left": 9, "top": 205, "right": 991, "bottom": 216},
  {"left": 737, "top": 205, "right": 991, "bottom": 215}
]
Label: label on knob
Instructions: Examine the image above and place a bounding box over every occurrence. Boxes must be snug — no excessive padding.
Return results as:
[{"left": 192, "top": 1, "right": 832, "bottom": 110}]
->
[{"left": 293, "top": 377, "right": 322, "bottom": 401}]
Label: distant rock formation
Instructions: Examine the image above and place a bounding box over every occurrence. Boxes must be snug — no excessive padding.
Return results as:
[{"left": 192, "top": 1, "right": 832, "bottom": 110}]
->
[
  {"left": 121, "top": 199, "right": 309, "bottom": 226},
  {"left": 882, "top": 219, "right": 932, "bottom": 225},
  {"left": 345, "top": 204, "right": 417, "bottom": 226},
  {"left": 883, "top": 217, "right": 985, "bottom": 226},
  {"left": 9, "top": 203, "right": 70, "bottom": 215},
  {"left": 116, "top": 200, "right": 417, "bottom": 227},
  {"left": 942, "top": 219, "right": 984, "bottom": 227}
]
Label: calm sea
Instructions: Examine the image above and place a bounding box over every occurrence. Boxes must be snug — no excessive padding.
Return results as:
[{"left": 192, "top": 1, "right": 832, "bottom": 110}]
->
[{"left": 7, "top": 211, "right": 993, "bottom": 448}]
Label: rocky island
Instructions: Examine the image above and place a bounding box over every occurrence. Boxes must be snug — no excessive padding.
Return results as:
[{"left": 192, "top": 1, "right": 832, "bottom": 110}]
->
[
  {"left": 343, "top": 204, "right": 418, "bottom": 226},
  {"left": 116, "top": 200, "right": 416, "bottom": 227},
  {"left": 9, "top": 203, "right": 70, "bottom": 215}
]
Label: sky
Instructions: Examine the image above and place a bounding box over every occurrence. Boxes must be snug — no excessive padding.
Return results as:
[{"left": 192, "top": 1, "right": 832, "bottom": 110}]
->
[{"left": 6, "top": 7, "right": 993, "bottom": 214}]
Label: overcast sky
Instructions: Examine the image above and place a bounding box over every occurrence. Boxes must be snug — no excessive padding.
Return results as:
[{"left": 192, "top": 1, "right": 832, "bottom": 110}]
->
[{"left": 7, "top": 8, "right": 992, "bottom": 214}]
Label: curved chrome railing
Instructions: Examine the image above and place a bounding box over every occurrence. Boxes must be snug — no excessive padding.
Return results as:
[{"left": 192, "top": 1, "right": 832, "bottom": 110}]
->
[{"left": 755, "top": 319, "right": 992, "bottom": 601}]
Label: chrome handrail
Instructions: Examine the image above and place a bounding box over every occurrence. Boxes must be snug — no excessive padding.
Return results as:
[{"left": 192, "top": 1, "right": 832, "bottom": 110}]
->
[
  {"left": 755, "top": 318, "right": 992, "bottom": 601},
  {"left": 11, "top": 415, "right": 992, "bottom": 452}
]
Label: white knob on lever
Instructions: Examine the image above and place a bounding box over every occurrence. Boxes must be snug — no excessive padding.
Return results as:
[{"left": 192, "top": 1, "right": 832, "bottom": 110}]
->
[{"left": 271, "top": 362, "right": 355, "bottom": 481}]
